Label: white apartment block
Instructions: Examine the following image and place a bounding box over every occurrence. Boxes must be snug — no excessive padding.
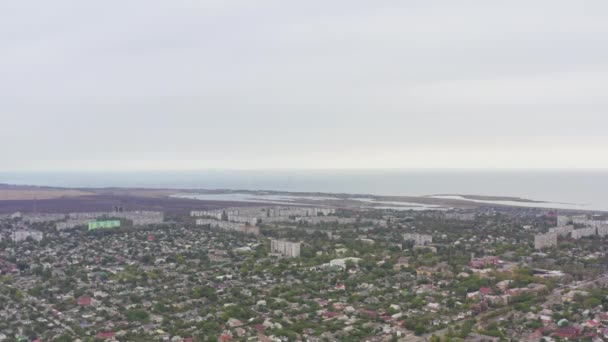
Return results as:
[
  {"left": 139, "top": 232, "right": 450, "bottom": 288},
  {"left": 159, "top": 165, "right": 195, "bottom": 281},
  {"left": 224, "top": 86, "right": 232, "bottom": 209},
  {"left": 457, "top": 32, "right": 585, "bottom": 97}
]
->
[
  {"left": 271, "top": 207, "right": 335, "bottom": 217},
  {"left": 444, "top": 212, "right": 476, "bottom": 221},
  {"left": 196, "top": 218, "right": 242, "bottom": 230},
  {"left": 56, "top": 219, "right": 90, "bottom": 230},
  {"left": 571, "top": 227, "right": 597, "bottom": 240},
  {"left": 571, "top": 215, "right": 608, "bottom": 228},
  {"left": 297, "top": 216, "right": 357, "bottom": 225},
  {"left": 11, "top": 230, "right": 44, "bottom": 242},
  {"left": 68, "top": 212, "right": 109, "bottom": 219},
  {"left": 195, "top": 219, "right": 260, "bottom": 236},
  {"left": 534, "top": 232, "right": 557, "bottom": 250},
  {"left": 557, "top": 215, "right": 572, "bottom": 226},
  {"left": 358, "top": 218, "right": 388, "bottom": 227},
  {"left": 190, "top": 210, "right": 224, "bottom": 220},
  {"left": 549, "top": 225, "right": 574, "bottom": 237},
  {"left": 22, "top": 213, "right": 67, "bottom": 223},
  {"left": 555, "top": 215, "right": 608, "bottom": 240},
  {"left": 403, "top": 233, "right": 433, "bottom": 246},
  {"left": 226, "top": 213, "right": 259, "bottom": 226},
  {"left": 192, "top": 206, "right": 336, "bottom": 226},
  {"left": 120, "top": 211, "right": 164, "bottom": 225},
  {"left": 270, "top": 239, "right": 301, "bottom": 258},
  {"left": 68, "top": 211, "right": 164, "bottom": 226},
  {"left": 597, "top": 225, "right": 608, "bottom": 238},
  {"left": 128, "top": 213, "right": 164, "bottom": 226}
]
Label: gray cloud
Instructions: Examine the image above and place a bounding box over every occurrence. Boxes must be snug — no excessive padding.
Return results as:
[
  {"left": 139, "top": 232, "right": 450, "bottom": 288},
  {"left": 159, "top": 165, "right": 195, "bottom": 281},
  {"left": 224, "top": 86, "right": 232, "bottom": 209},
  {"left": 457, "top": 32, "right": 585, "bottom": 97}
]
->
[{"left": 1, "top": 0, "right": 608, "bottom": 170}]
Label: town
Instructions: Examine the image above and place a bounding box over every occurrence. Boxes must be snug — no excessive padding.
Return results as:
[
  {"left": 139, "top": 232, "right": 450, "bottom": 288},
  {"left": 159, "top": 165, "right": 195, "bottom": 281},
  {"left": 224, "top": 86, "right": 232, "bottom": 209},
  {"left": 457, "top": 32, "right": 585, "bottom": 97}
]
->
[{"left": 1, "top": 203, "right": 608, "bottom": 342}]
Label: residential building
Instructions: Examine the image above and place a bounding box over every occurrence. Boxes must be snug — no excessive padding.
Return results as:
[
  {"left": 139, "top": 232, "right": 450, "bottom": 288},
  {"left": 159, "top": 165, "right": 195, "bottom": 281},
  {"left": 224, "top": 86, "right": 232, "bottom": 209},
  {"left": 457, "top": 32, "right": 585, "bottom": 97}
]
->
[
  {"left": 534, "top": 232, "right": 557, "bottom": 250},
  {"left": 403, "top": 233, "right": 432, "bottom": 246},
  {"left": 270, "top": 239, "right": 301, "bottom": 258},
  {"left": 571, "top": 227, "right": 596, "bottom": 240},
  {"left": 11, "top": 230, "right": 43, "bottom": 242}
]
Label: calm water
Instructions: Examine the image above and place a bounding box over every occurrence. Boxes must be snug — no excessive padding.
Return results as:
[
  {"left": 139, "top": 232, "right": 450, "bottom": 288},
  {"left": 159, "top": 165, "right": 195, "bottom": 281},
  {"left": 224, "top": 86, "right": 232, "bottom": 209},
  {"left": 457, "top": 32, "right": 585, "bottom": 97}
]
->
[{"left": 1, "top": 170, "right": 607, "bottom": 211}]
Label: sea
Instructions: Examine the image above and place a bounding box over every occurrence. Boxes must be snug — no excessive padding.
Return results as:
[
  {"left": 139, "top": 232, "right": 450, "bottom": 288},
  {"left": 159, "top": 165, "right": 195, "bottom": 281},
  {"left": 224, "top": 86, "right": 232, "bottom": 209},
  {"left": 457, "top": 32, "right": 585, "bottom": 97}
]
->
[{"left": 1, "top": 169, "right": 607, "bottom": 212}]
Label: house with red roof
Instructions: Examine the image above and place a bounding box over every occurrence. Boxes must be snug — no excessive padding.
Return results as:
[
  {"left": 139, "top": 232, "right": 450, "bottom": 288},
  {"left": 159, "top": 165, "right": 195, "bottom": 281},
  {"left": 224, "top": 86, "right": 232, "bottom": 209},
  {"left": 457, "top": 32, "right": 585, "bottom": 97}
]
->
[
  {"left": 218, "top": 334, "right": 232, "bottom": 342},
  {"left": 585, "top": 319, "right": 600, "bottom": 328},
  {"left": 77, "top": 296, "right": 92, "bottom": 306},
  {"left": 479, "top": 287, "right": 493, "bottom": 296},
  {"left": 359, "top": 309, "right": 378, "bottom": 318},
  {"left": 380, "top": 315, "right": 393, "bottom": 322},
  {"left": 332, "top": 302, "right": 345, "bottom": 311},
  {"left": 555, "top": 326, "right": 580, "bottom": 339},
  {"left": 506, "top": 288, "right": 523, "bottom": 296},
  {"left": 95, "top": 331, "right": 115, "bottom": 339},
  {"left": 469, "top": 256, "right": 499, "bottom": 269},
  {"left": 526, "top": 330, "right": 542, "bottom": 341},
  {"left": 322, "top": 311, "right": 339, "bottom": 319}
]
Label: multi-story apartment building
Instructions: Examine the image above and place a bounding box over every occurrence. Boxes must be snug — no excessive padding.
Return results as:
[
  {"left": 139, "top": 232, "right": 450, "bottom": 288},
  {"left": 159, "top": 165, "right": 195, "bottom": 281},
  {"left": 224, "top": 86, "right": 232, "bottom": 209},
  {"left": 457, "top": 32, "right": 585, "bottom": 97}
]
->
[
  {"left": 11, "top": 230, "right": 44, "bottom": 242},
  {"left": 195, "top": 219, "right": 260, "bottom": 236},
  {"left": 571, "top": 227, "right": 596, "bottom": 240},
  {"left": 403, "top": 233, "right": 433, "bottom": 246},
  {"left": 534, "top": 232, "right": 557, "bottom": 250},
  {"left": 270, "top": 239, "right": 301, "bottom": 258},
  {"left": 549, "top": 225, "right": 574, "bottom": 237}
]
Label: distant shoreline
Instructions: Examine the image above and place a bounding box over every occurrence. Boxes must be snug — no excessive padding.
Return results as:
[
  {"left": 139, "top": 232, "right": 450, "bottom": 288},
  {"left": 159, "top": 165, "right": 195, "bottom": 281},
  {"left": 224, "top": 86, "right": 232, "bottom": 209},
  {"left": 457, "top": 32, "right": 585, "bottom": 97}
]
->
[
  {"left": 430, "top": 194, "right": 543, "bottom": 203},
  {"left": 0, "top": 183, "right": 602, "bottom": 214}
]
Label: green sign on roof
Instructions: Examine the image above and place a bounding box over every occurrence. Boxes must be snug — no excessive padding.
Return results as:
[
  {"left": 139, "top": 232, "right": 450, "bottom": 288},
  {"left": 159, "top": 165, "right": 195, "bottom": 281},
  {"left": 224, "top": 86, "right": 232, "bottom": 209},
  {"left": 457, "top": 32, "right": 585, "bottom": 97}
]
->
[{"left": 88, "top": 220, "right": 121, "bottom": 230}]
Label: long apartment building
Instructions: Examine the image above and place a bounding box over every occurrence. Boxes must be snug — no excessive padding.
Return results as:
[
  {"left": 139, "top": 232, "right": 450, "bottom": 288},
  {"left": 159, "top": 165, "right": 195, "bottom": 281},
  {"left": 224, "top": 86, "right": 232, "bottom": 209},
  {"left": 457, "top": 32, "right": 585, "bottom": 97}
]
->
[
  {"left": 444, "top": 212, "right": 476, "bottom": 221},
  {"left": 56, "top": 219, "right": 90, "bottom": 230},
  {"left": 69, "top": 211, "right": 164, "bottom": 226},
  {"left": 558, "top": 214, "right": 608, "bottom": 228},
  {"left": 572, "top": 215, "right": 608, "bottom": 228},
  {"left": 11, "top": 230, "right": 44, "bottom": 242},
  {"left": 54, "top": 211, "right": 164, "bottom": 229},
  {"left": 195, "top": 219, "right": 260, "bottom": 236},
  {"left": 571, "top": 227, "right": 597, "bottom": 240},
  {"left": 21, "top": 213, "right": 67, "bottom": 223},
  {"left": 548, "top": 225, "right": 574, "bottom": 237},
  {"left": 191, "top": 206, "right": 336, "bottom": 225},
  {"left": 537, "top": 224, "right": 608, "bottom": 246},
  {"left": 553, "top": 215, "right": 608, "bottom": 240},
  {"left": 297, "top": 216, "right": 357, "bottom": 225},
  {"left": 190, "top": 210, "right": 223, "bottom": 220}
]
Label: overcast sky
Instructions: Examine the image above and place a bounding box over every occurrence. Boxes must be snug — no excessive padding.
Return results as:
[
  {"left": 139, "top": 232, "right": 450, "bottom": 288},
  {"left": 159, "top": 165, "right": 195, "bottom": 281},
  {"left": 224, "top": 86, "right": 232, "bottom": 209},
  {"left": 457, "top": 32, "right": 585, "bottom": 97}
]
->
[{"left": 2, "top": 1, "right": 608, "bottom": 171}]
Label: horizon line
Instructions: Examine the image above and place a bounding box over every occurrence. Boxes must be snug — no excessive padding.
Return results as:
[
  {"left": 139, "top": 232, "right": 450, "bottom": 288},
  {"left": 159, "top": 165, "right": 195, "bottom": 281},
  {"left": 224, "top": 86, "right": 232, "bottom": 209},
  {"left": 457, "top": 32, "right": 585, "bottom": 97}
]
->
[{"left": 2, "top": 167, "right": 608, "bottom": 173}]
